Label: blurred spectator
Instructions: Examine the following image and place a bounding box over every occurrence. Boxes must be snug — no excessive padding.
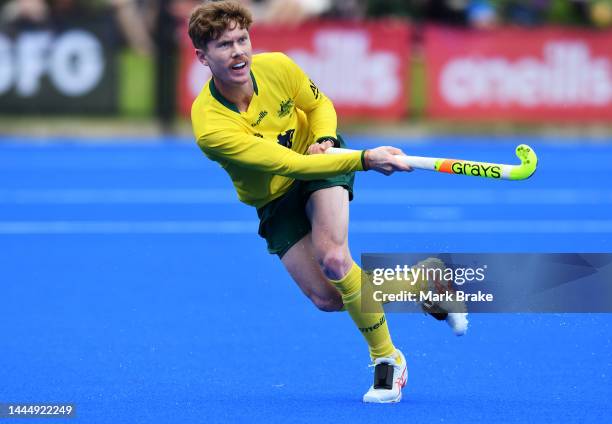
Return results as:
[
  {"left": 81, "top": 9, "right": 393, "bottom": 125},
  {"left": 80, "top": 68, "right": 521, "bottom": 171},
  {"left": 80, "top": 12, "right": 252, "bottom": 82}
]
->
[
  {"left": 546, "top": 0, "right": 589, "bottom": 25},
  {"left": 1, "top": 0, "right": 154, "bottom": 54},
  {"left": 324, "top": 0, "right": 365, "bottom": 19},
  {"left": 370, "top": 0, "right": 497, "bottom": 28},
  {"left": 590, "top": 0, "right": 612, "bottom": 27},
  {"left": 109, "top": 0, "right": 154, "bottom": 55},
  {"left": 1, "top": 0, "right": 49, "bottom": 26},
  {"left": 245, "top": 0, "right": 336, "bottom": 25},
  {"left": 424, "top": 0, "right": 470, "bottom": 25},
  {"left": 168, "top": 0, "right": 198, "bottom": 22},
  {"left": 467, "top": 0, "right": 497, "bottom": 28},
  {"left": 154, "top": 0, "right": 200, "bottom": 131},
  {"left": 498, "top": 0, "right": 591, "bottom": 26},
  {"left": 499, "top": 0, "right": 549, "bottom": 26},
  {"left": 45, "top": 0, "right": 100, "bottom": 26},
  {"left": 365, "top": 0, "right": 494, "bottom": 27},
  {"left": 50, "top": 0, "right": 154, "bottom": 54},
  {"left": 365, "top": 0, "right": 418, "bottom": 19}
]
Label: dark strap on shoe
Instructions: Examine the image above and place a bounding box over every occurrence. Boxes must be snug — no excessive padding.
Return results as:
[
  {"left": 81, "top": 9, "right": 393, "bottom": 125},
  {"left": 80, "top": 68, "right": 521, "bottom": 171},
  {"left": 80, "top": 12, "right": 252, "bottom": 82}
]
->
[
  {"left": 421, "top": 301, "right": 448, "bottom": 321},
  {"left": 373, "top": 363, "right": 394, "bottom": 390}
]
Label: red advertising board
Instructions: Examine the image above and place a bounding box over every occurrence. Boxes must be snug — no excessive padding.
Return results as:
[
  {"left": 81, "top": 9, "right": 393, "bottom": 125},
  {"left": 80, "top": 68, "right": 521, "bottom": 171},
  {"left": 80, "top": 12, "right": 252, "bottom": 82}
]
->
[
  {"left": 425, "top": 25, "right": 612, "bottom": 121},
  {"left": 178, "top": 21, "right": 410, "bottom": 120}
]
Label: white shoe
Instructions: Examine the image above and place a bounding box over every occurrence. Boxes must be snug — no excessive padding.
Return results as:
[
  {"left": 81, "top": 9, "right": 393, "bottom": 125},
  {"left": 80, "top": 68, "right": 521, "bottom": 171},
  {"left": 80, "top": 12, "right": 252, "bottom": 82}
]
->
[
  {"left": 416, "top": 257, "right": 469, "bottom": 336},
  {"left": 363, "top": 349, "right": 407, "bottom": 403},
  {"left": 446, "top": 312, "right": 469, "bottom": 336}
]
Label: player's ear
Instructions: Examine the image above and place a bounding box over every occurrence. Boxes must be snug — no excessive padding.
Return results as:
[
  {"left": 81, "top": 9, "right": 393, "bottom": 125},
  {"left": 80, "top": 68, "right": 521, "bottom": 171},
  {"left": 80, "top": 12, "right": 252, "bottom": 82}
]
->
[{"left": 195, "top": 49, "right": 209, "bottom": 67}]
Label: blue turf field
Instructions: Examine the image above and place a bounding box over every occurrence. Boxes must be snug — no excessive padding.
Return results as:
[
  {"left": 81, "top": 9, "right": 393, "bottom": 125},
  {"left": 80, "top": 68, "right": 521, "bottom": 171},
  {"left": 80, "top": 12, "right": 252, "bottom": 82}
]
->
[{"left": 1, "top": 135, "right": 611, "bottom": 423}]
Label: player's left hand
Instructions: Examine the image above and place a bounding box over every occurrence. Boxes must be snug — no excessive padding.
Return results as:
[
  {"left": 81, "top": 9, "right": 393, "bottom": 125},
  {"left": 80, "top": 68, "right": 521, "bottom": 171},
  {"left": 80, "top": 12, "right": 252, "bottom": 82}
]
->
[{"left": 307, "top": 139, "right": 334, "bottom": 155}]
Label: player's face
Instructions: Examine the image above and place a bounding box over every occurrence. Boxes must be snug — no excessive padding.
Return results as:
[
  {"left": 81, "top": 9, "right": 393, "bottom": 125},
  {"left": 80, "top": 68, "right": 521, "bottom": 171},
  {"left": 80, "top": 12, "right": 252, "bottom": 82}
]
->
[{"left": 197, "top": 23, "right": 252, "bottom": 87}]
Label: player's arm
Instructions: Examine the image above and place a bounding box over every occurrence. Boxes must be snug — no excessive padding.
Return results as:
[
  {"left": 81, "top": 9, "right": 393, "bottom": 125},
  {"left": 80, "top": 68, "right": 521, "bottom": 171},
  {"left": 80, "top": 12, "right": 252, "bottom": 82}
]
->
[
  {"left": 198, "top": 130, "right": 365, "bottom": 180},
  {"left": 199, "top": 130, "right": 411, "bottom": 177}
]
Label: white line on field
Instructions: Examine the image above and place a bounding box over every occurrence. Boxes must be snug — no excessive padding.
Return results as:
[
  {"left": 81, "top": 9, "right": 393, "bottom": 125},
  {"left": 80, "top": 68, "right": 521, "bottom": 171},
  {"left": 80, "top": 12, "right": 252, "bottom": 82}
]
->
[
  {"left": 1, "top": 220, "right": 612, "bottom": 234},
  {"left": 0, "top": 189, "right": 610, "bottom": 205}
]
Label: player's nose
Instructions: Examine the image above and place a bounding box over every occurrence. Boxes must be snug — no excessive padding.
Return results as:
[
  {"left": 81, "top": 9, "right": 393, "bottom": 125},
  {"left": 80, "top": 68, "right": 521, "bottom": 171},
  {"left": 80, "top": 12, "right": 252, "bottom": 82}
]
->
[{"left": 231, "top": 43, "right": 245, "bottom": 57}]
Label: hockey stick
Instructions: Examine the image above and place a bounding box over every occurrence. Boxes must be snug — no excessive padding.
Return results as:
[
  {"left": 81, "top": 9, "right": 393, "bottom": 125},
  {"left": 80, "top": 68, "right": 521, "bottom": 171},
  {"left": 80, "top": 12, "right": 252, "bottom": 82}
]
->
[{"left": 326, "top": 144, "right": 537, "bottom": 180}]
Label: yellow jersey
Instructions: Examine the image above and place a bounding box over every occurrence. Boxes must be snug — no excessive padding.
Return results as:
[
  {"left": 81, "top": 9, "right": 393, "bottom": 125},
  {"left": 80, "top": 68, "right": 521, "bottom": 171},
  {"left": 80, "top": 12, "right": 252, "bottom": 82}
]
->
[{"left": 191, "top": 52, "right": 365, "bottom": 208}]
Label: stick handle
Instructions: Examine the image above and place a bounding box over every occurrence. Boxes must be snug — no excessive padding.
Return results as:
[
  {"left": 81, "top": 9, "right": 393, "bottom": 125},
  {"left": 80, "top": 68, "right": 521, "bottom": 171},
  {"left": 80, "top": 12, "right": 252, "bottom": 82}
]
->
[{"left": 326, "top": 144, "right": 537, "bottom": 181}]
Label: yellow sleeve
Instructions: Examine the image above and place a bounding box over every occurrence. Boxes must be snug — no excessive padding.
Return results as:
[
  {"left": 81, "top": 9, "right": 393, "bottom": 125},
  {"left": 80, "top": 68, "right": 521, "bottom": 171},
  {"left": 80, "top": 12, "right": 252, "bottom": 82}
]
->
[
  {"left": 279, "top": 54, "right": 337, "bottom": 142},
  {"left": 198, "top": 130, "right": 365, "bottom": 180}
]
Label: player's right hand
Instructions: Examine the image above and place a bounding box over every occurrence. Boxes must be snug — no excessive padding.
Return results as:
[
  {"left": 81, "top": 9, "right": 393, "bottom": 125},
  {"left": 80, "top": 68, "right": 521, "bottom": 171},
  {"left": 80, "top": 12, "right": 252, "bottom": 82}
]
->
[
  {"left": 307, "top": 139, "right": 335, "bottom": 155},
  {"left": 364, "top": 146, "right": 413, "bottom": 175}
]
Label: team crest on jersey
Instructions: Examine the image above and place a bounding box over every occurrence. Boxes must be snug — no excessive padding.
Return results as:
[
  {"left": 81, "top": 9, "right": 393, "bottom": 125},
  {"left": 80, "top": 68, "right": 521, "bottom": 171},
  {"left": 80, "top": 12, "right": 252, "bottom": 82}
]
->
[{"left": 277, "top": 99, "right": 294, "bottom": 118}]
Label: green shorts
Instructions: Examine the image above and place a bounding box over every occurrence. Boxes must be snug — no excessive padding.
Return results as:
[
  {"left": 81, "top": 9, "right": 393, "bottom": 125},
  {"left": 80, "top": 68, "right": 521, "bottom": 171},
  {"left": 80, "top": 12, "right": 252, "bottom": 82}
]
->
[{"left": 256, "top": 136, "right": 355, "bottom": 258}]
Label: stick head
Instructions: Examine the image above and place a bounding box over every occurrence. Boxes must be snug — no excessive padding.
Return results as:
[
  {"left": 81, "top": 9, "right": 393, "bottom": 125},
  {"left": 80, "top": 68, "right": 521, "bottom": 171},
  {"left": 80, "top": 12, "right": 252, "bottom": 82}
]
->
[{"left": 510, "top": 144, "right": 538, "bottom": 180}]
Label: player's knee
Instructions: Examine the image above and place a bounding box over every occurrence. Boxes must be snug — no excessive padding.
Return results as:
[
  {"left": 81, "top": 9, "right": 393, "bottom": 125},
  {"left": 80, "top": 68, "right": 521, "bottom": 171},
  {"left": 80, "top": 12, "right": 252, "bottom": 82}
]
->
[
  {"left": 311, "top": 293, "right": 343, "bottom": 312},
  {"left": 319, "top": 248, "right": 351, "bottom": 281}
]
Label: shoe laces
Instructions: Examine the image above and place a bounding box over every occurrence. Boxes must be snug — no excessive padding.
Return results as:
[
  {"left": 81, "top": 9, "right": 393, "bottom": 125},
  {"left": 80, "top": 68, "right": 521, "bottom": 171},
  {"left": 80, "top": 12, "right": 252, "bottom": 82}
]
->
[{"left": 369, "top": 356, "right": 401, "bottom": 370}]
